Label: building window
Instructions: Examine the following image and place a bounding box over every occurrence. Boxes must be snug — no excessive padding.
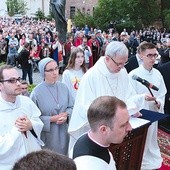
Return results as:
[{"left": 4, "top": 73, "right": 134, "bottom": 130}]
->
[{"left": 70, "top": 6, "right": 75, "bottom": 19}]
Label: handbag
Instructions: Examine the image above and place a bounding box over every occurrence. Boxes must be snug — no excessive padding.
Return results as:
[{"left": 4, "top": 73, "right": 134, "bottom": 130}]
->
[{"left": 0, "top": 49, "right": 6, "bottom": 55}]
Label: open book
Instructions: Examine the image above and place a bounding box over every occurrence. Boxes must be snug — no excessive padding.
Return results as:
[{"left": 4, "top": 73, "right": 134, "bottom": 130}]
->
[
  {"left": 129, "top": 109, "right": 168, "bottom": 129},
  {"left": 129, "top": 117, "right": 150, "bottom": 129}
]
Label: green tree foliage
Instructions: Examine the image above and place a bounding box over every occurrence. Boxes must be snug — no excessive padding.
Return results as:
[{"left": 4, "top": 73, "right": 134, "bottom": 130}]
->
[
  {"left": 35, "top": 8, "right": 45, "bottom": 20},
  {"left": 6, "top": 0, "right": 27, "bottom": 16},
  {"left": 74, "top": 9, "right": 95, "bottom": 29},
  {"left": 160, "top": 0, "right": 170, "bottom": 28},
  {"left": 73, "top": 0, "right": 168, "bottom": 30},
  {"left": 163, "top": 9, "right": 170, "bottom": 28},
  {"left": 94, "top": 0, "right": 159, "bottom": 30},
  {"left": 93, "top": 0, "right": 121, "bottom": 30}
]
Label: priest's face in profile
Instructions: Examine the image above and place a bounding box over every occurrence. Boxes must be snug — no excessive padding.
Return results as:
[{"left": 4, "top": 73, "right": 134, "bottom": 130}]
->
[{"left": 107, "top": 106, "right": 132, "bottom": 144}]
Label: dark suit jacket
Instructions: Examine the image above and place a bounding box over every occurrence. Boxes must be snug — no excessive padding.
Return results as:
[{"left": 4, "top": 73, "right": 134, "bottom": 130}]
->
[
  {"left": 125, "top": 55, "right": 139, "bottom": 73},
  {"left": 158, "top": 61, "right": 170, "bottom": 114},
  {"left": 17, "top": 48, "right": 31, "bottom": 69}
]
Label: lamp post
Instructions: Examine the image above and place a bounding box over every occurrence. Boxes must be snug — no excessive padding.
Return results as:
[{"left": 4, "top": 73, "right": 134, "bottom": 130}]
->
[{"left": 83, "top": 1, "right": 86, "bottom": 24}]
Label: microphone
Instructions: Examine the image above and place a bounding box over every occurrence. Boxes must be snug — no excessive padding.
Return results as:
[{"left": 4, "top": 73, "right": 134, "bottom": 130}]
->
[{"left": 132, "top": 75, "right": 159, "bottom": 91}]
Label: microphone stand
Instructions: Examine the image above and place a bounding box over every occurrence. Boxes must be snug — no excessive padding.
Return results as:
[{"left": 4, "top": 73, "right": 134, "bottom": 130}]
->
[{"left": 146, "top": 86, "right": 158, "bottom": 105}]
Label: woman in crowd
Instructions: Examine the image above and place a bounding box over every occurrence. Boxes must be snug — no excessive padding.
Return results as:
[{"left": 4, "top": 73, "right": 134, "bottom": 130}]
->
[
  {"left": 19, "top": 33, "right": 26, "bottom": 51},
  {"left": 62, "top": 47, "right": 87, "bottom": 102},
  {"left": 30, "top": 58, "right": 74, "bottom": 155},
  {"left": 0, "top": 34, "right": 7, "bottom": 63}
]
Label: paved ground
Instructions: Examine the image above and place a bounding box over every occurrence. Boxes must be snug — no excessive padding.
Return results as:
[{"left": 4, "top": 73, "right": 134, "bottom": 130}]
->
[
  {"left": 16, "top": 67, "right": 62, "bottom": 85},
  {"left": 16, "top": 67, "right": 42, "bottom": 85}
]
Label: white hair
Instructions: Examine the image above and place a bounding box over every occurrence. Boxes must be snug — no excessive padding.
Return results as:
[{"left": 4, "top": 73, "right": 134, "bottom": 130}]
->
[{"left": 105, "top": 41, "right": 128, "bottom": 58}]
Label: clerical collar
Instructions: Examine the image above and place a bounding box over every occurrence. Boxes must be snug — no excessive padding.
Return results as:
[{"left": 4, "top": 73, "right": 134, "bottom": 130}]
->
[{"left": 88, "top": 131, "right": 110, "bottom": 148}]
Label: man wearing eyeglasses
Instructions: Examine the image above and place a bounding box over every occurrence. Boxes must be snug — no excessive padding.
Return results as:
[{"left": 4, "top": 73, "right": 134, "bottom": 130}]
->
[
  {"left": 125, "top": 41, "right": 159, "bottom": 73},
  {"left": 128, "top": 42, "right": 167, "bottom": 170},
  {"left": 68, "top": 41, "right": 147, "bottom": 154},
  {"left": 0, "top": 65, "right": 44, "bottom": 170}
]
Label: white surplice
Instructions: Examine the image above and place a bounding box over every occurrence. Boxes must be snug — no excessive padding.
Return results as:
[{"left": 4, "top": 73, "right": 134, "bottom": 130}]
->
[
  {"left": 68, "top": 57, "right": 146, "bottom": 153},
  {"left": 129, "top": 65, "right": 167, "bottom": 170},
  {"left": 0, "top": 94, "right": 44, "bottom": 170}
]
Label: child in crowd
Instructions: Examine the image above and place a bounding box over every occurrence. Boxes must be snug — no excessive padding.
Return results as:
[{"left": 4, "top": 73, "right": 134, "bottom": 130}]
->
[{"left": 62, "top": 47, "right": 87, "bottom": 102}]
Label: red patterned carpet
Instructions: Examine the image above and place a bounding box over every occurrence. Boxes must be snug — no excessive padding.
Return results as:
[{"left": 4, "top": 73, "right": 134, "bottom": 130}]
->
[{"left": 158, "top": 129, "right": 170, "bottom": 169}]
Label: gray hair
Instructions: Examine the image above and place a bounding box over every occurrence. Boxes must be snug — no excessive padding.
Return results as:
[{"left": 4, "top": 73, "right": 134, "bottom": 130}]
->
[{"left": 105, "top": 41, "right": 128, "bottom": 58}]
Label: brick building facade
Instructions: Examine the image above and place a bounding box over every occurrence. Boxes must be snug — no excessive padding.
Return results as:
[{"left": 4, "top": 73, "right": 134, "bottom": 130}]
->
[{"left": 65, "top": 0, "right": 98, "bottom": 19}]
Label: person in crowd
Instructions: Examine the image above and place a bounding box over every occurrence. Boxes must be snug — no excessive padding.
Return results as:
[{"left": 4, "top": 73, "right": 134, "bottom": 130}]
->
[
  {"left": 30, "top": 58, "right": 74, "bottom": 155},
  {"left": 128, "top": 42, "right": 167, "bottom": 170},
  {"left": 17, "top": 43, "right": 33, "bottom": 84},
  {"left": 64, "top": 35, "right": 75, "bottom": 68},
  {"left": 128, "top": 31, "right": 140, "bottom": 56},
  {"left": 125, "top": 41, "right": 145, "bottom": 73},
  {"left": 44, "top": 32, "right": 53, "bottom": 48},
  {"left": 112, "top": 31, "right": 119, "bottom": 41},
  {"left": 78, "top": 37, "right": 92, "bottom": 69},
  {"left": 62, "top": 47, "right": 87, "bottom": 102},
  {"left": 0, "top": 34, "right": 7, "bottom": 63},
  {"left": 158, "top": 61, "right": 170, "bottom": 132},
  {"left": 95, "top": 30, "right": 103, "bottom": 57},
  {"left": 20, "top": 80, "right": 30, "bottom": 97},
  {"left": 87, "top": 34, "right": 100, "bottom": 65},
  {"left": 72, "top": 96, "right": 132, "bottom": 170},
  {"left": 26, "top": 32, "right": 37, "bottom": 48},
  {"left": 34, "top": 28, "right": 43, "bottom": 47},
  {"left": 158, "top": 38, "right": 170, "bottom": 65},
  {"left": 15, "top": 29, "right": 22, "bottom": 41},
  {"left": 42, "top": 43, "right": 51, "bottom": 58},
  {"left": 18, "top": 33, "right": 26, "bottom": 52},
  {"left": 13, "top": 149, "right": 77, "bottom": 170},
  {"left": 52, "top": 34, "right": 63, "bottom": 66},
  {"left": 125, "top": 41, "right": 159, "bottom": 73},
  {"left": 26, "top": 32, "right": 38, "bottom": 60},
  {"left": 0, "top": 65, "right": 44, "bottom": 170},
  {"left": 2, "top": 30, "right": 9, "bottom": 63},
  {"left": 74, "top": 31, "right": 84, "bottom": 47},
  {"left": 7, "top": 30, "right": 18, "bottom": 66},
  {"left": 68, "top": 41, "right": 146, "bottom": 153}
]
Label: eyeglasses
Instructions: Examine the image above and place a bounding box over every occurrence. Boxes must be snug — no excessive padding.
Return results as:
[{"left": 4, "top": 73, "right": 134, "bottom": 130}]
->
[
  {"left": 109, "top": 57, "right": 128, "bottom": 67},
  {"left": 145, "top": 53, "right": 158, "bottom": 59},
  {"left": 0, "top": 77, "right": 22, "bottom": 84},
  {"left": 45, "top": 67, "right": 58, "bottom": 72}
]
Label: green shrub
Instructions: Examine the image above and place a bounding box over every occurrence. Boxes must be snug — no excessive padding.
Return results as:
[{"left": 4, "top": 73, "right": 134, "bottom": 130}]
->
[{"left": 28, "top": 84, "right": 36, "bottom": 93}]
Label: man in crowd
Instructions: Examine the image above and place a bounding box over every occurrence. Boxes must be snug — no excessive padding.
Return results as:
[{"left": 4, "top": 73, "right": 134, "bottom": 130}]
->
[
  {"left": 125, "top": 41, "right": 146, "bottom": 73},
  {"left": 68, "top": 41, "right": 146, "bottom": 153},
  {"left": 0, "top": 65, "right": 44, "bottom": 169},
  {"left": 128, "top": 42, "right": 167, "bottom": 169},
  {"left": 72, "top": 96, "right": 132, "bottom": 170},
  {"left": 78, "top": 37, "right": 92, "bottom": 68},
  {"left": 13, "top": 149, "right": 76, "bottom": 170},
  {"left": 17, "top": 43, "right": 33, "bottom": 84},
  {"left": 7, "top": 30, "right": 18, "bottom": 66},
  {"left": 158, "top": 61, "right": 170, "bottom": 132},
  {"left": 125, "top": 41, "right": 159, "bottom": 73}
]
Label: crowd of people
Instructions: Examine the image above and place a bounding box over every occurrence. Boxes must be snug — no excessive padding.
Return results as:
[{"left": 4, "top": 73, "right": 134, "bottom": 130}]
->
[{"left": 0, "top": 16, "right": 170, "bottom": 170}]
